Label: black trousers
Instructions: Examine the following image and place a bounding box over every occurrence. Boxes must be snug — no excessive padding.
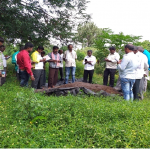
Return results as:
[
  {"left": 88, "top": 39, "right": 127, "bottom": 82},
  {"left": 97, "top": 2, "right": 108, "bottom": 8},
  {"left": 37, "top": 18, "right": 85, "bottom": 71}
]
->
[
  {"left": 59, "top": 67, "right": 64, "bottom": 80},
  {"left": 83, "top": 69, "right": 94, "bottom": 83},
  {"left": 133, "top": 79, "right": 141, "bottom": 100},
  {"left": 32, "top": 69, "right": 44, "bottom": 89},
  {"left": 103, "top": 68, "right": 116, "bottom": 87},
  {"left": 42, "top": 70, "right": 46, "bottom": 86}
]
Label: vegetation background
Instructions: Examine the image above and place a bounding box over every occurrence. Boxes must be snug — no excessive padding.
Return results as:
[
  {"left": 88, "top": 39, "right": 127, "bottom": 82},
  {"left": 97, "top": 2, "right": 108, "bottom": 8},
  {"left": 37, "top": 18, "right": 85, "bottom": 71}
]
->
[
  {"left": 1, "top": 0, "right": 150, "bottom": 148},
  {"left": 0, "top": 59, "right": 150, "bottom": 148}
]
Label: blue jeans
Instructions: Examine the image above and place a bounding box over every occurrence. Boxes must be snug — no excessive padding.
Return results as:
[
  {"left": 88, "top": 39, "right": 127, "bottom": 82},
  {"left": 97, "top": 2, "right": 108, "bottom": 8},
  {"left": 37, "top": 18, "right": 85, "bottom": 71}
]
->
[
  {"left": 65, "top": 67, "right": 76, "bottom": 84},
  {"left": 19, "top": 70, "right": 30, "bottom": 87},
  {"left": 120, "top": 78, "right": 135, "bottom": 101}
]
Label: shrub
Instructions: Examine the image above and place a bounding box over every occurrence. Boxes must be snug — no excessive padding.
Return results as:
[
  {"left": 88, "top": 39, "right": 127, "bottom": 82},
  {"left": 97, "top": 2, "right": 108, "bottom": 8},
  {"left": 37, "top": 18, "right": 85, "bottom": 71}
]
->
[
  {"left": 76, "top": 50, "right": 85, "bottom": 61},
  {"left": 75, "top": 61, "right": 84, "bottom": 78}
]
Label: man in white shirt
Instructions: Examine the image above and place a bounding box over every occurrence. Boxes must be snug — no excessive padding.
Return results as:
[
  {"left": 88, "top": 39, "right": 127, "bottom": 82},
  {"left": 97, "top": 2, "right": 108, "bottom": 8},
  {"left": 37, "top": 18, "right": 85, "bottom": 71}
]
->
[
  {"left": 103, "top": 46, "right": 120, "bottom": 87},
  {"left": 83, "top": 50, "right": 96, "bottom": 83},
  {"left": 58, "top": 49, "right": 64, "bottom": 81},
  {"left": 137, "top": 46, "right": 149, "bottom": 99},
  {"left": 31, "top": 46, "right": 46, "bottom": 89},
  {"left": 117, "top": 44, "right": 139, "bottom": 101},
  {"left": 132, "top": 46, "right": 148, "bottom": 100},
  {"left": 63, "top": 44, "right": 77, "bottom": 84}
]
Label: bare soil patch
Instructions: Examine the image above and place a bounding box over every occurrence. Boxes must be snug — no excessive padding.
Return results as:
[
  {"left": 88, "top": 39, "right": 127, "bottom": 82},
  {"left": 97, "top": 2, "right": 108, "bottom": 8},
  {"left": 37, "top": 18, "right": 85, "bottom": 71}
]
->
[{"left": 58, "top": 82, "right": 121, "bottom": 95}]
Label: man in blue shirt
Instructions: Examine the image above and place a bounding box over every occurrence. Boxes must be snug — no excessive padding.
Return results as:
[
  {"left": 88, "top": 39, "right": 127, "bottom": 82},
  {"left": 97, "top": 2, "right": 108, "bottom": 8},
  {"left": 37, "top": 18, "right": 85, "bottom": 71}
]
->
[{"left": 12, "top": 46, "right": 24, "bottom": 80}]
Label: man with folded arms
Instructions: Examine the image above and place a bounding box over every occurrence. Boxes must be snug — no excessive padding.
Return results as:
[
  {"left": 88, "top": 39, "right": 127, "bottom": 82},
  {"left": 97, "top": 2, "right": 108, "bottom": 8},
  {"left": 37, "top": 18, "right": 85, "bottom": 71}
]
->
[
  {"left": 17, "top": 42, "right": 35, "bottom": 87},
  {"left": 117, "top": 44, "right": 139, "bottom": 101},
  {"left": 31, "top": 46, "right": 46, "bottom": 89}
]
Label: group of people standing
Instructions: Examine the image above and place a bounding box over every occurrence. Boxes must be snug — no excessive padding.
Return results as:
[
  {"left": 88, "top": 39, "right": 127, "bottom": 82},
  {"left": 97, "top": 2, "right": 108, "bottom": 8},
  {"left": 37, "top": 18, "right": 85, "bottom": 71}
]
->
[
  {"left": 1, "top": 36, "right": 150, "bottom": 101},
  {"left": 11, "top": 42, "right": 78, "bottom": 89},
  {"left": 103, "top": 44, "right": 150, "bottom": 101}
]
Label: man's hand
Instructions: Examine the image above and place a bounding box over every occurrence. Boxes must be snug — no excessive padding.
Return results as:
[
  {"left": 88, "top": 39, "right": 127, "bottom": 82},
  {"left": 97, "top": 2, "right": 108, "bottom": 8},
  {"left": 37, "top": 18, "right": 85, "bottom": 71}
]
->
[
  {"left": 31, "top": 75, "right": 35, "bottom": 81},
  {"left": 117, "top": 60, "right": 122, "bottom": 64},
  {"left": 144, "top": 74, "right": 147, "bottom": 77},
  {"left": 31, "top": 62, "right": 35, "bottom": 65},
  {"left": 53, "top": 60, "right": 58, "bottom": 62},
  {"left": 87, "top": 61, "right": 92, "bottom": 65},
  {"left": 40, "top": 58, "right": 46, "bottom": 62},
  {"left": 105, "top": 58, "right": 111, "bottom": 62}
]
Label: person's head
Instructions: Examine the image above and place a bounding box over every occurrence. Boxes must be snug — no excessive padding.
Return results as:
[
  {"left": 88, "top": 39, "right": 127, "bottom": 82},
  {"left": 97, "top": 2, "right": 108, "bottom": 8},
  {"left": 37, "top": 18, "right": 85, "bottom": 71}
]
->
[
  {"left": 137, "top": 46, "right": 144, "bottom": 53},
  {"left": 20, "top": 45, "right": 25, "bottom": 51},
  {"left": 41, "top": 51, "right": 45, "bottom": 57},
  {"left": 58, "top": 49, "right": 63, "bottom": 54},
  {"left": 133, "top": 46, "right": 138, "bottom": 54},
  {"left": 68, "top": 44, "right": 73, "bottom": 51},
  {"left": 24, "top": 42, "right": 34, "bottom": 53},
  {"left": 87, "top": 50, "right": 92, "bottom": 57},
  {"left": 0, "top": 37, "right": 4, "bottom": 46},
  {"left": 124, "top": 44, "right": 134, "bottom": 54},
  {"left": 0, "top": 45, "right": 5, "bottom": 52},
  {"left": 109, "top": 46, "right": 116, "bottom": 54},
  {"left": 37, "top": 46, "right": 44, "bottom": 54},
  {"left": 53, "top": 46, "right": 59, "bottom": 54}
]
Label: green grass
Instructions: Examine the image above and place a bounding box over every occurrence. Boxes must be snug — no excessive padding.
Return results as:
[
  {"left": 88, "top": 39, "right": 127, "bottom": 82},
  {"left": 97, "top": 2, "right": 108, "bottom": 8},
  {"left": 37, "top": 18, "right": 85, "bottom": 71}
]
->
[{"left": 0, "top": 61, "right": 150, "bottom": 148}]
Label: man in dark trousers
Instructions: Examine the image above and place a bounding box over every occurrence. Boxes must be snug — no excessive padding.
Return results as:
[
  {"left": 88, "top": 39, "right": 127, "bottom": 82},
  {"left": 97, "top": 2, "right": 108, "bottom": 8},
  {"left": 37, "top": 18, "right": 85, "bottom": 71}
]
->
[
  {"left": 17, "top": 42, "right": 35, "bottom": 87},
  {"left": 48, "top": 46, "right": 61, "bottom": 89},
  {"left": 58, "top": 49, "right": 64, "bottom": 81},
  {"left": 31, "top": 46, "right": 46, "bottom": 89},
  {"left": 83, "top": 50, "right": 96, "bottom": 83},
  {"left": 103, "top": 46, "right": 120, "bottom": 87}
]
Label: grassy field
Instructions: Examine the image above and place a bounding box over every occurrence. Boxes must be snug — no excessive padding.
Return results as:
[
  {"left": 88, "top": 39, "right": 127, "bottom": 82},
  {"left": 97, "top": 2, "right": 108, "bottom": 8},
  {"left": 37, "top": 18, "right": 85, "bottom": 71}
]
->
[{"left": 0, "top": 61, "right": 150, "bottom": 148}]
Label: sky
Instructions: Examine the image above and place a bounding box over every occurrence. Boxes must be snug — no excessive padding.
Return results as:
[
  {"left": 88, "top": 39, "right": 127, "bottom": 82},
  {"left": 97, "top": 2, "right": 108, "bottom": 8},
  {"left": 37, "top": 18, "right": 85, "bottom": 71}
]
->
[{"left": 86, "top": 0, "right": 150, "bottom": 41}]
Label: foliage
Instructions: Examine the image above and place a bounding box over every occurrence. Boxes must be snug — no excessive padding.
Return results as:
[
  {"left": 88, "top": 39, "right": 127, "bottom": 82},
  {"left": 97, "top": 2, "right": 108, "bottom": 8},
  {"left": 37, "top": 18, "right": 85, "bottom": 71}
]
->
[
  {"left": 1, "top": 71, "right": 150, "bottom": 148},
  {"left": 3, "top": 44, "right": 19, "bottom": 56},
  {"left": 59, "top": 46, "right": 68, "bottom": 51},
  {"left": 0, "top": 0, "right": 90, "bottom": 46},
  {"left": 1, "top": 60, "right": 150, "bottom": 148},
  {"left": 78, "top": 47, "right": 97, "bottom": 55},
  {"left": 94, "top": 28, "right": 142, "bottom": 63},
  {"left": 139, "top": 40, "right": 150, "bottom": 51},
  {"left": 76, "top": 50, "right": 85, "bottom": 61},
  {"left": 75, "top": 60, "right": 84, "bottom": 78},
  {"left": 74, "top": 22, "right": 102, "bottom": 48}
]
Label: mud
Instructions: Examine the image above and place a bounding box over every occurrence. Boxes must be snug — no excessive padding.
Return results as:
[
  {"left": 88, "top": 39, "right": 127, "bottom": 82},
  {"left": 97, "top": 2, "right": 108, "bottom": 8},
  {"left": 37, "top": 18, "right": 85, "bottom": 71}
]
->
[{"left": 57, "top": 82, "right": 121, "bottom": 95}]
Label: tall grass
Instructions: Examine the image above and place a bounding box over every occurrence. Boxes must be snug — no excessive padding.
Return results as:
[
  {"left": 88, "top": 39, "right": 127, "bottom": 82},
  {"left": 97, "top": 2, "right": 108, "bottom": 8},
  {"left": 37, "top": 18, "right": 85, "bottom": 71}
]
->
[{"left": 0, "top": 60, "right": 150, "bottom": 148}]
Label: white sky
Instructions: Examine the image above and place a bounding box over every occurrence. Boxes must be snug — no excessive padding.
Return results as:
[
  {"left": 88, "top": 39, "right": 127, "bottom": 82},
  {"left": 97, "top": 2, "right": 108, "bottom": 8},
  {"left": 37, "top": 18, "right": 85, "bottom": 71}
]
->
[{"left": 86, "top": 0, "right": 150, "bottom": 41}]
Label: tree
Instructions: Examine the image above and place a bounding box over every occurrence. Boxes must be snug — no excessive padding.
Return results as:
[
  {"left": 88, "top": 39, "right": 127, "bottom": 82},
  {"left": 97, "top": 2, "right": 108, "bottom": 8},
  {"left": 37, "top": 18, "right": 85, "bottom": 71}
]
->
[
  {"left": 139, "top": 40, "right": 150, "bottom": 51},
  {"left": 0, "top": 0, "right": 90, "bottom": 46},
  {"left": 75, "top": 22, "right": 102, "bottom": 48},
  {"left": 94, "top": 28, "right": 141, "bottom": 65}
]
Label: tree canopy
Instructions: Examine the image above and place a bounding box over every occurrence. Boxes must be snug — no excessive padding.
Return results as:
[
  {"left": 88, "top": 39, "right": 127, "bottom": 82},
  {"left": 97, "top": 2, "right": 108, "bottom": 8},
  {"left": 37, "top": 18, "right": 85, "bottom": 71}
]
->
[
  {"left": 0, "top": 0, "right": 90, "bottom": 46},
  {"left": 74, "top": 22, "right": 102, "bottom": 48},
  {"left": 94, "top": 28, "right": 142, "bottom": 63},
  {"left": 139, "top": 40, "right": 150, "bottom": 51}
]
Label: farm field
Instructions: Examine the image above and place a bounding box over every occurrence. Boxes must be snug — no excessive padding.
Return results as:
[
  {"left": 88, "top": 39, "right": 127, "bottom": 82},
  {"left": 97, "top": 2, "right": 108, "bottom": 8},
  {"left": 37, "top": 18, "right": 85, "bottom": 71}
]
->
[{"left": 0, "top": 62, "right": 150, "bottom": 148}]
